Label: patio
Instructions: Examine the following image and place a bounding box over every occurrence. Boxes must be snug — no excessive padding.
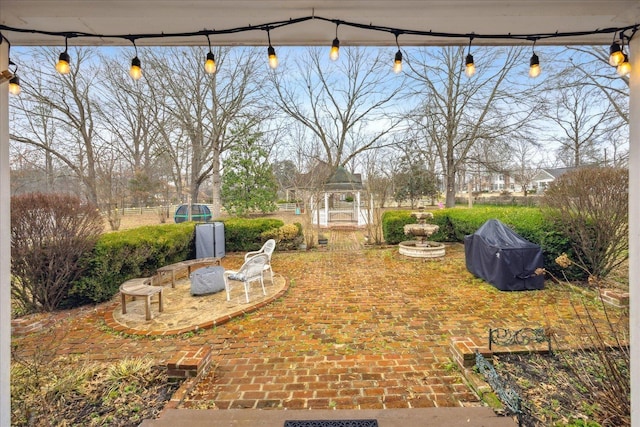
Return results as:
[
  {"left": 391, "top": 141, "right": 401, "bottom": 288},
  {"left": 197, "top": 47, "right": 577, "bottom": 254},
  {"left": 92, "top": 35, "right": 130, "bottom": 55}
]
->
[{"left": 10, "top": 230, "right": 621, "bottom": 425}]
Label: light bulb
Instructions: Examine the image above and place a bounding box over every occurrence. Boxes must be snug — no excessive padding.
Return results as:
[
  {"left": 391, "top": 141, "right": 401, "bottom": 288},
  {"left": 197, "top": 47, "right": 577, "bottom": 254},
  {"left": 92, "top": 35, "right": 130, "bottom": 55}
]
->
[
  {"left": 130, "top": 56, "right": 142, "bottom": 80},
  {"left": 393, "top": 50, "right": 402, "bottom": 74},
  {"left": 617, "top": 54, "right": 631, "bottom": 76},
  {"left": 609, "top": 42, "right": 624, "bottom": 67},
  {"left": 268, "top": 46, "right": 278, "bottom": 69},
  {"left": 529, "top": 53, "right": 540, "bottom": 78},
  {"left": 330, "top": 38, "right": 340, "bottom": 61},
  {"left": 9, "top": 76, "right": 21, "bottom": 95},
  {"left": 205, "top": 51, "right": 217, "bottom": 74},
  {"left": 465, "top": 54, "right": 475, "bottom": 77},
  {"left": 56, "top": 51, "right": 71, "bottom": 74}
]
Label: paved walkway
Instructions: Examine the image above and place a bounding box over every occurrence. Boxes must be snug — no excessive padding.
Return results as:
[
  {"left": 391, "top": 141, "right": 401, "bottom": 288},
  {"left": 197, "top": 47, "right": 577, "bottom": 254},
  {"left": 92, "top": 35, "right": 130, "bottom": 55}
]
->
[{"left": 12, "top": 230, "right": 616, "bottom": 426}]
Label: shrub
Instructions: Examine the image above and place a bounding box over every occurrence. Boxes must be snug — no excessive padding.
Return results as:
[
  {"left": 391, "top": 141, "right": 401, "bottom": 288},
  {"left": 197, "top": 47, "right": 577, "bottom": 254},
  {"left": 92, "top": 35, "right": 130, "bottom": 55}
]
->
[
  {"left": 260, "top": 223, "right": 304, "bottom": 250},
  {"left": 220, "top": 218, "right": 284, "bottom": 252},
  {"left": 381, "top": 210, "right": 416, "bottom": 244},
  {"left": 10, "top": 193, "right": 104, "bottom": 313},
  {"left": 542, "top": 167, "right": 628, "bottom": 280},
  {"left": 67, "top": 223, "right": 195, "bottom": 305}
]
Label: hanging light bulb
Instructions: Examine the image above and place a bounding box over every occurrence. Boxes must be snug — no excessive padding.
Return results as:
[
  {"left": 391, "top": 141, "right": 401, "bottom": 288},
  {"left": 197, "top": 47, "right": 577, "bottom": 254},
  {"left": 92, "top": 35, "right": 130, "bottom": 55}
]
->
[
  {"left": 465, "top": 54, "right": 475, "bottom": 77},
  {"left": 465, "top": 37, "right": 475, "bottom": 77},
  {"left": 204, "top": 35, "right": 217, "bottom": 74},
  {"left": 330, "top": 38, "right": 340, "bottom": 61},
  {"left": 329, "top": 23, "right": 340, "bottom": 61},
  {"left": 617, "top": 53, "right": 631, "bottom": 76},
  {"left": 130, "top": 56, "right": 142, "bottom": 80},
  {"left": 266, "top": 29, "right": 278, "bottom": 69},
  {"left": 393, "top": 50, "right": 403, "bottom": 74},
  {"left": 205, "top": 52, "right": 217, "bottom": 74},
  {"left": 56, "top": 37, "right": 71, "bottom": 74},
  {"left": 393, "top": 33, "right": 402, "bottom": 74},
  {"left": 609, "top": 40, "right": 624, "bottom": 67},
  {"left": 129, "top": 39, "right": 142, "bottom": 80},
  {"left": 268, "top": 45, "right": 278, "bottom": 69},
  {"left": 529, "top": 53, "right": 540, "bottom": 78},
  {"left": 7, "top": 60, "right": 20, "bottom": 95},
  {"left": 8, "top": 75, "right": 20, "bottom": 95}
]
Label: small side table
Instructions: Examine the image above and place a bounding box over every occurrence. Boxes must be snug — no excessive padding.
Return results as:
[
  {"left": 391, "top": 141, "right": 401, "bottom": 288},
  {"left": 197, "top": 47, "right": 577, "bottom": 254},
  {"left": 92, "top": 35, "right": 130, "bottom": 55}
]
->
[{"left": 119, "top": 278, "right": 163, "bottom": 320}]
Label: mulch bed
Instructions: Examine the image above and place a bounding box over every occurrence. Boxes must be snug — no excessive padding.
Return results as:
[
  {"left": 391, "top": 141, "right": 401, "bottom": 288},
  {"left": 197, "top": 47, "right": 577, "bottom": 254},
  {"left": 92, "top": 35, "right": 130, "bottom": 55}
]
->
[{"left": 494, "top": 350, "right": 629, "bottom": 426}]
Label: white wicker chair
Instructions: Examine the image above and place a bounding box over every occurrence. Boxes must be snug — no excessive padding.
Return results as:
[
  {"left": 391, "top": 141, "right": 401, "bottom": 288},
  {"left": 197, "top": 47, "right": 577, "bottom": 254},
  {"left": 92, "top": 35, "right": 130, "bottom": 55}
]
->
[
  {"left": 224, "top": 253, "right": 269, "bottom": 303},
  {"left": 244, "top": 239, "right": 276, "bottom": 284}
]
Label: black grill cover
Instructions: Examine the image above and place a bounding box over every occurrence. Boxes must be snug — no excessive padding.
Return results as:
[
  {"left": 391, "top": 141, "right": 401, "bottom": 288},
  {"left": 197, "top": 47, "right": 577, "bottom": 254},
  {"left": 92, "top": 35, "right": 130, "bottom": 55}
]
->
[{"left": 464, "top": 219, "right": 544, "bottom": 291}]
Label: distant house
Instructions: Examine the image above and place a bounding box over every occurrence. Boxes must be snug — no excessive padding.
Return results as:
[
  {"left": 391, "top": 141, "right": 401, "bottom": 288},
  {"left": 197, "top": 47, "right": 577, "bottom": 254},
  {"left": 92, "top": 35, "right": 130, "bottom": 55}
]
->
[
  {"left": 463, "top": 165, "right": 597, "bottom": 196},
  {"left": 531, "top": 165, "right": 597, "bottom": 193}
]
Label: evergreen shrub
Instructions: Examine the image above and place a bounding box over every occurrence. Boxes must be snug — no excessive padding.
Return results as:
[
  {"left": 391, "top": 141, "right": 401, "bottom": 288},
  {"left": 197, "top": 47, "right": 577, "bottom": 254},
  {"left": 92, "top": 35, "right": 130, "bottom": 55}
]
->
[
  {"left": 221, "top": 218, "right": 284, "bottom": 252},
  {"left": 381, "top": 210, "right": 416, "bottom": 244},
  {"left": 68, "top": 223, "right": 195, "bottom": 306},
  {"left": 260, "top": 223, "right": 304, "bottom": 250}
]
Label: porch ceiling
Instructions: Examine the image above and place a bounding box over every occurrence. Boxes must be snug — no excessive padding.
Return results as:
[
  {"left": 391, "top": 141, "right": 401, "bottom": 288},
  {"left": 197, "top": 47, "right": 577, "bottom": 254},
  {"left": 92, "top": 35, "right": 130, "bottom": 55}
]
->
[{"left": 1, "top": 1, "right": 639, "bottom": 47}]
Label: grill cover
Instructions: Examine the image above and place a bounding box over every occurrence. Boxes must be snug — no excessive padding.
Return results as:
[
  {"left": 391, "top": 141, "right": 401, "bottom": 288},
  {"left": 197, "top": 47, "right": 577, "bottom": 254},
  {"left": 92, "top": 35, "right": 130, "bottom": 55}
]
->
[{"left": 464, "top": 219, "right": 544, "bottom": 291}]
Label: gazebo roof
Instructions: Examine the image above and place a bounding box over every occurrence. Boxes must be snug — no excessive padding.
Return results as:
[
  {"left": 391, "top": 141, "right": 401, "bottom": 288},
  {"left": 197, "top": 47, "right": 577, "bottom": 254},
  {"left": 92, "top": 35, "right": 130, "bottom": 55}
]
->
[{"left": 324, "top": 166, "right": 363, "bottom": 191}]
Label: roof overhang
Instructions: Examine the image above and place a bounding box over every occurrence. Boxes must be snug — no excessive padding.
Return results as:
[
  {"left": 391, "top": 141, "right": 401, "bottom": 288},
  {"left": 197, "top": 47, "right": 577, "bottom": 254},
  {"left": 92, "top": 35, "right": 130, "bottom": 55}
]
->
[{"left": 1, "top": 1, "right": 639, "bottom": 47}]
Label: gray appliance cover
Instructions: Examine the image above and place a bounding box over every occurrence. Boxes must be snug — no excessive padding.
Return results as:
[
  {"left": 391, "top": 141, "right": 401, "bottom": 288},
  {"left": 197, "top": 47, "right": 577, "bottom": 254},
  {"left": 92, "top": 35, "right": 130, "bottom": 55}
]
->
[{"left": 190, "top": 266, "right": 226, "bottom": 295}]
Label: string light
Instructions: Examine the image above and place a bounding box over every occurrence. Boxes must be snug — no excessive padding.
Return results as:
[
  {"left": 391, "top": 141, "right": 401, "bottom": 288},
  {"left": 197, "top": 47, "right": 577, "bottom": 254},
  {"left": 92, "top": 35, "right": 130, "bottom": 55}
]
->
[
  {"left": 614, "top": 34, "right": 632, "bottom": 76},
  {"left": 0, "top": 15, "right": 637, "bottom": 85},
  {"left": 56, "top": 36, "right": 71, "bottom": 74},
  {"left": 8, "top": 75, "right": 20, "bottom": 95},
  {"left": 266, "top": 28, "right": 278, "bottom": 69},
  {"left": 465, "top": 37, "right": 475, "bottom": 77},
  {"left": 8, "top": 60, "right": 20, "bottom": 95},
  {"left": 617, "top": 53, "right": 631, "bottom": 76},
  {"left": 129, "top": 39, "right": 142, "bottom": 80},
  {"left": 330, "top": 24, "right": 340, "bottom": 61},
  {"left": 609, "top": 34, "right": 625, "bottom": 67},
  {"left": 393, "top": 33, "right": 402, "bottom": 74},
  {"left": 205, "top": 35, "right": 217, "bottom": 74},
  {"left": 529, "top": 39, "right": 540, "bottom": 78}
]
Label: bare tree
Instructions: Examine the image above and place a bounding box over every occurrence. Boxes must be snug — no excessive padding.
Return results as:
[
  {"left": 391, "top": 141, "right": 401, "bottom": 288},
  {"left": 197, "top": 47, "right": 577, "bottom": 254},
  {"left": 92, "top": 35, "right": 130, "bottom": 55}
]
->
[
  {"left": 568, "top": 46, "right": 629, "bottom": 123},
  {"left": 271, "top": 46, "right": 404, "bottom": 170},
  {"left": 10, "top": 47, "right": 103, "bottom": 205},
  {"left": 406, "top": 46, "right": 528, "bottom": 207},
  {"left": 559, "top": 46, "right": 629, "bottom": 166},
  {"left": 542, "top": 82, "right": 612, "bottom": 167},
  {"left": 510, "top": 136, "right": 543, "bottom": 196},
  {"left": 143, "top": 46, "right": 267, "bottom": 216}
]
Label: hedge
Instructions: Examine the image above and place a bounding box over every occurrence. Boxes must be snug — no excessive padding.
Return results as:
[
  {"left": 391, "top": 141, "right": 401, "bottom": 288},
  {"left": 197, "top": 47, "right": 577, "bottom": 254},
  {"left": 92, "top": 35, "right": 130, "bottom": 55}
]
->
[
  {"left": 382, "top": 206, "right": 577, "bottom": 278},
  {"left": 381, "top": 210, "right": 416, "bottom": 245},
  {"left": 67, "top": 218, "right": 285, "bottom": 306},
  {"left": 67, "top": 223, "right": 195, "bottom": 306},
  {"left": 220, "top": 218, "right": 284, "bottom": 252}
]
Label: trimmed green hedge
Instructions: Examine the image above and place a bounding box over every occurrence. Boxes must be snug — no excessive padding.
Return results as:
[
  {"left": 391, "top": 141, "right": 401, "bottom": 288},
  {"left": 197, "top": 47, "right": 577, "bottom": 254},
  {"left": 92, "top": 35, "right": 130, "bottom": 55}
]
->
[
  {"left": 67, "top": 223, "right": 195, "bottom": 306},
  {"left": 382, "top": 207, "right": 576, "bottom": 278},
  {"left": 381, "top": 210, "right": 416, "bottom": 245},
  {"left": 220, "top": 218, "right": 284, "bottom": 252}
]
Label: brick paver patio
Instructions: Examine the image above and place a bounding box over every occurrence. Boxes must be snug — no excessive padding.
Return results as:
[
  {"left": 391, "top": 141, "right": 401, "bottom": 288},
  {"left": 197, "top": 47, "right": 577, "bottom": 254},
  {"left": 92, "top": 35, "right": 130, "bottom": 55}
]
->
[{"left": 11, "top": 230, "right": 619, "bottom": 417}]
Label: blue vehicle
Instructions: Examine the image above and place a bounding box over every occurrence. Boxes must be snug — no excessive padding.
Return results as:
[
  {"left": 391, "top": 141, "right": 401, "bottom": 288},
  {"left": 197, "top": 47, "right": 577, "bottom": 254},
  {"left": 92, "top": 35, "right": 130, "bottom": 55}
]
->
[{"left": 174, "top": 204, "right": 213, "bottom": 223}]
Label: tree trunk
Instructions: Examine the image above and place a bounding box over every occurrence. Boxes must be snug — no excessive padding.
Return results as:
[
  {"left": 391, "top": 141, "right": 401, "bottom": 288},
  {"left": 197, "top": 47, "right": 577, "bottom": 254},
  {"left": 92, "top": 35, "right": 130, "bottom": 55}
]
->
[
  {"left": 211, "top": 156, "right": 223, "bottom": 218},
  {"left": 445, "top": 165, "right": 456, "bottom": 208}
]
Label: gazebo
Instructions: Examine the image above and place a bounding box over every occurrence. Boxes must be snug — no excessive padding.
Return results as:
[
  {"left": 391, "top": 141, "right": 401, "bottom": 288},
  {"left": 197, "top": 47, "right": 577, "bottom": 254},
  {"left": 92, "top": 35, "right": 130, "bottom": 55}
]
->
[{"left": 310, "top": 166, "right": 373, "bottom": 229}]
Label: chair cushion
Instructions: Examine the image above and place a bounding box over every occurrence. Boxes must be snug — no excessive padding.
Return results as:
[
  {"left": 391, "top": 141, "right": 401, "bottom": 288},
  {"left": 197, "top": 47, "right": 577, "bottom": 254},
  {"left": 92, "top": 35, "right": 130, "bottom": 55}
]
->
[{"left": 227, "top": 273, "right": 246, "bottom": 281}]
